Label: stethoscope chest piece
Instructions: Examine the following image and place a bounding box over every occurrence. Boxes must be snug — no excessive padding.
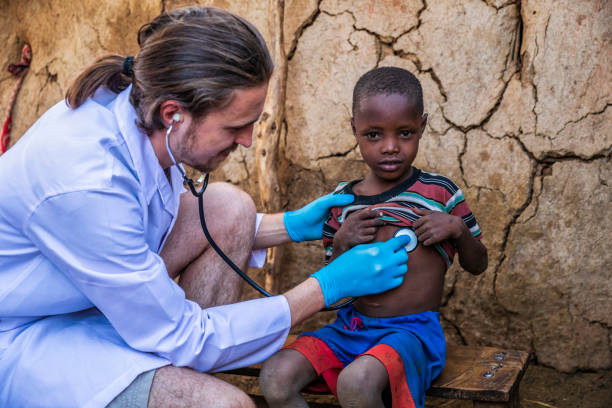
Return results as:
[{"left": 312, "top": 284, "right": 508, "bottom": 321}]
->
[{"left": 394, "top": 228, "right": 418, "bottom": 253}]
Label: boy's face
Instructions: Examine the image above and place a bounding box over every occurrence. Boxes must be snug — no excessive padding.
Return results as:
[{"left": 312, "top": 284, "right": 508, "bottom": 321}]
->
[{"left": 351, "top": 93, "right": 427, "bottom": 185}]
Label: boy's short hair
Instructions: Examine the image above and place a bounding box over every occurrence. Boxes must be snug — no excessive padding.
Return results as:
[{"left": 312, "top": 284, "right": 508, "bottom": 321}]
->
[{"left": 352, "top": 67, "right": 423, "bottom": 116}]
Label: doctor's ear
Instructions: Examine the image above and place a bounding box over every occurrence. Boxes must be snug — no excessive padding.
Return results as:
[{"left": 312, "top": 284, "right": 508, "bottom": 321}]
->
[{"left": 159, "top": 100, "right": 186, "bottom": 127}]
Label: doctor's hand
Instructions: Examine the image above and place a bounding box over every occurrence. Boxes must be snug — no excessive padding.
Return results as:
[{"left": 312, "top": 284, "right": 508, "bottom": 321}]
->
[
  {"left": 311, "top": 235, "right": 411, "bottom": 307},
  {"left": 283, "top": 193, "right": 354, "bottom": 242}
]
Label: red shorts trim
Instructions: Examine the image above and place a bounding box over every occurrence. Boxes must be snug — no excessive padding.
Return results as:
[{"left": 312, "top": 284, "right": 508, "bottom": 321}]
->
[
  {"left": 363, "top": 344, "right": 416, "bottom": 408},
  {"left": 286, "top": 337, "right": 417, "bottom": 407},
  {"left": 283, "top": 336, "right": 344, "bottom": 396}
]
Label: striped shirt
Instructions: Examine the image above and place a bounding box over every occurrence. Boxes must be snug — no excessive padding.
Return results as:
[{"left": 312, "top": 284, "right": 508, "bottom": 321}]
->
[{"left": 323, "top": 168, "right": 482, "bottom": 268}]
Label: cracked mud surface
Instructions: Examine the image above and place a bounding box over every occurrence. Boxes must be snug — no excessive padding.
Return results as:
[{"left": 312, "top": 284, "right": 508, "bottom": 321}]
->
[
  {"left": 273, "top": 0, "right": 612, "bottom": 377},
  {"left": 1, "top": 0, "right": 610, "bottom": 402}
]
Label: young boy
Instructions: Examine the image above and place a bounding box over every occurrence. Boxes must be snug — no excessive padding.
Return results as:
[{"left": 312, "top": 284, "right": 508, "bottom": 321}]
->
[{"left": 259, "top": 67, "right": 488, "bottom": 408}]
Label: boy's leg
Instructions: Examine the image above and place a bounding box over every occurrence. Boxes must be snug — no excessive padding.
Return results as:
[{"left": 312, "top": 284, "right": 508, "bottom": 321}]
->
[
  {"left": 148, "top": 365, "right": 255, "bottom": 408},
  {"left": 259, "top": 349, "right": 319, "bottom": 408},
  {"left": 160, "top": 182, "right": 256, "bottom": 308},
  {"left": 336, "top": 355, "right": 389, "bottom": 408}
]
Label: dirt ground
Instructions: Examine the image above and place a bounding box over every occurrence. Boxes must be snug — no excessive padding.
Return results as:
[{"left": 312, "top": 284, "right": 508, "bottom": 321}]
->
[
  {"left": 219, "top": 363, "right": 612, "bottom": 407},
  {"left": 516, "top": 365, "right": 612, "bottom": 408}
]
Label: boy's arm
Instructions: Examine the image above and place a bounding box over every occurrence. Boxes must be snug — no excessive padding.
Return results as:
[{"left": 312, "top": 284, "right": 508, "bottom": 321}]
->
[
  {"left": 448, "top": 218, "right": 488, "bottom": 274},
  {"left": 411, "top": 208, "right": 488, "bottom": 275}
]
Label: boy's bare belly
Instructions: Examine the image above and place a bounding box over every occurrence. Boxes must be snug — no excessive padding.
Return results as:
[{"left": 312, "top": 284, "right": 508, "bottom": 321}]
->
[{"left": 354, "top": 225, "right": 446, "bottom": 317}]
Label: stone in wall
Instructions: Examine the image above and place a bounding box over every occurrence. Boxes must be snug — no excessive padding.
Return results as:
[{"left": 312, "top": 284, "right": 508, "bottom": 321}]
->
[
  {"left": 285, "top": 10, "right": 378, "bottom": 172},
  {"left": 440, "top": 185, "right": 522, "bottom": 343},
  {"left": 284, "top": 0, "right": 320, "bottom": 56},
  {"left": 519, "top": 0, "right": 611, "bottom": 158},
  {"left": 320, "top": 0, "right": 423, "bottom": 42},
  {"left": 463, "top": 129, "right": 533, "bottom": 212},
  {"left": 0, "top": 0, "right": 160, "bottom": 146},
  {"left": 484, "top": 74, "right": 536, "bottom": 139},
  {"left": 394, "top": 0, "right": 520, "bottom": 129},
  {"left": 166, "top": 0, "right": 271, "bottom": 45},
  {"left": 497, "top": 159, "right": 612, "bottom": 372}
]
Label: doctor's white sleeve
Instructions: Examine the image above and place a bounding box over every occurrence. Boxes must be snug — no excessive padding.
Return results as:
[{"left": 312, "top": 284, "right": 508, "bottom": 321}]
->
[
  {"left": 248, "top": 213, "right": 267, "bottom": 268},
  {"left": 23, "top": 188, "right": 291, "bottom": 372}
]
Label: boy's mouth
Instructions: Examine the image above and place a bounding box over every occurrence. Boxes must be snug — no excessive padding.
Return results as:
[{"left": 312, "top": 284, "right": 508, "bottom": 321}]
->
[{"left": 378, "top": 158, "right": 403, "bottom": 171}]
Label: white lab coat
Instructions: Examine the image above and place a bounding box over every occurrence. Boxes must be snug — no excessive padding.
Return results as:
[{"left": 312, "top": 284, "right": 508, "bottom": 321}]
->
[{"left": 0, "top": 86, "right": 291, "bottom": 407}]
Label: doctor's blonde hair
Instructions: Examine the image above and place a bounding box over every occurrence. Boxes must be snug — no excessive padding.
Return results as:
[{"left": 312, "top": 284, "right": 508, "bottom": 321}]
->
[{"left": 66, "top": 6, "right": 273, "bottom": 135}]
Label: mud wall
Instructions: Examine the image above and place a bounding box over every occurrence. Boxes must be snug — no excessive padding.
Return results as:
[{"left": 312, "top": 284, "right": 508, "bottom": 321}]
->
[{"left": 1, "top": 0, "right": 610, "bottom": 373}]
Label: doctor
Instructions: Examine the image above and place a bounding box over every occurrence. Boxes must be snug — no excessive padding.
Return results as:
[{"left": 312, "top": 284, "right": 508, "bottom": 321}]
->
[{"left": 0, "top": 6, "right": 410, "bottom": 408}]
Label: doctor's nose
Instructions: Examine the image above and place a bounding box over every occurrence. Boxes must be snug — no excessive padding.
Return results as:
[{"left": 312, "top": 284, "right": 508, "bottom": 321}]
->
[{"left": 236, "top": 125, "right": 254, "bottom": 148}]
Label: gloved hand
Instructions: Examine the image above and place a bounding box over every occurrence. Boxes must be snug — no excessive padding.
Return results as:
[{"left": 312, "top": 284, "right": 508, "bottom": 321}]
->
[
  {"left": 311, "top": 235, "right": 411, "bottom": 307},
  {"left": 284, "top": 193, "right": 354, "bottom": 242}
]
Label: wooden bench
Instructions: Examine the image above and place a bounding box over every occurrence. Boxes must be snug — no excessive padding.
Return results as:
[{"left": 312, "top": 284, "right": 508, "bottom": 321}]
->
[{"left": 222, "top": 336, "right": 529, "bottom": 407}]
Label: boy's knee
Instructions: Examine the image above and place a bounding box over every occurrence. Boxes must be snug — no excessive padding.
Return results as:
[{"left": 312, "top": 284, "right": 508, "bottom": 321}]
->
[
  {"left": 259, "top": 351, "right": 306, "bottom": 401},
  {"left": 337, "top": 358, "right": 387, "bottom": 405},
  {"left": 337, "top": 365, "right": 370, "bottom": 397},
  {"left": 259, "top": 354, "right": 290, "bottom": 397}
]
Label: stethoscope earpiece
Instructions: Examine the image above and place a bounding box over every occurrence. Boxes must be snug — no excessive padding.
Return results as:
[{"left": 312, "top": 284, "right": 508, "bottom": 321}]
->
[
  {"left": 165, "top": 112, "right": 207, "bottom": 196},
  {"left": 165, "top": 109, "right": 351, "bottom": 311}
]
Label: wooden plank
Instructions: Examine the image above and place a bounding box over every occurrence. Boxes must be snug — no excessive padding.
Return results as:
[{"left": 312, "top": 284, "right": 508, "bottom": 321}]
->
[
  {"left": 427, "top": 345, "right": 529, "bottom": 402},
  {"left": 224, "top": 365, "right": 262, "bottom": 377},
  {"left": 223, "top": 336, "right": 529, "bottom": 404}
]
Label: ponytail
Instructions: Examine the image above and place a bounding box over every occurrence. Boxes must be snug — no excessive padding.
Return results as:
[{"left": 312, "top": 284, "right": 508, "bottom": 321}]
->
[
  {"left": 65, "top": 7, "right": 273, "bottom": 135},
  {"left": 65, "top": 55, "right": 132, "bottom": 108}
]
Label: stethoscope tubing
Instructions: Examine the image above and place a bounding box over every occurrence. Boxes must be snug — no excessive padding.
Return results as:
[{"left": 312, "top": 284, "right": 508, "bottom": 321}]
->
[
  {"left": 192, "top": 173, "right": 354, "bottom": 311},
  {"left": 168, "top": 120, "right": 353, "bottom": 311}
]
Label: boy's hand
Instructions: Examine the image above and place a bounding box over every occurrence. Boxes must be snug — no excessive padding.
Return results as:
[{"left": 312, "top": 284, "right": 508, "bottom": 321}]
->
[
  {"left": 332, "top": 209, "right": 385, "bottom": 256},
  {"left": 411, "top": 208, "right": 467, "bottom": 246},
  {"left": 412, "top": 208, "right": 488, "bottom": 275}
]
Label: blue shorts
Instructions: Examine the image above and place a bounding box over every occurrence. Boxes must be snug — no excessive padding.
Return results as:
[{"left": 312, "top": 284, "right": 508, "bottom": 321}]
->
[{"left": 285, "top": 305, "right": 445, "bottom": 408}]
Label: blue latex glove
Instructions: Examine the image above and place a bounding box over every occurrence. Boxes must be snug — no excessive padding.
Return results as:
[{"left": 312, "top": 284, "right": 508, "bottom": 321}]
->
[
  {"left": 284, "top": 193, "right": 354, "bottom": 242},
  {"left": 311, "top": 235, "right": 411, "bottom": 307}
]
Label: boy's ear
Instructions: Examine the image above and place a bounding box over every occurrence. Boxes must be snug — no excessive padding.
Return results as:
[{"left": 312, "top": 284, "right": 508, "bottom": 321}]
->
[
  {"left": 350, "top": 117, "right": 357, "bottom": 136},
  {"left": 420, "top": 113, "right": 428, "bottom": 134}
]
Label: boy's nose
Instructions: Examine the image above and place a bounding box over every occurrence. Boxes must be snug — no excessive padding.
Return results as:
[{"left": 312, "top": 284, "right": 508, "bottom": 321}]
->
[{"left": 381, "top": 136, "right": 399, "bottom": 153}]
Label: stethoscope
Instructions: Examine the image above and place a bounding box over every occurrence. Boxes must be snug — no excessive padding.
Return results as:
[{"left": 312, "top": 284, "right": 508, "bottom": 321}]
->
[{"left": 165, "top": 114, "right": 418, "bottom": 311}]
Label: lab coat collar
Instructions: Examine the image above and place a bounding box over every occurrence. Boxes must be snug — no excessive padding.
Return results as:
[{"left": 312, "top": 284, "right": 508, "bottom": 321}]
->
[{"left": 111, "top": 86, "right": 180, "bottom": 208}]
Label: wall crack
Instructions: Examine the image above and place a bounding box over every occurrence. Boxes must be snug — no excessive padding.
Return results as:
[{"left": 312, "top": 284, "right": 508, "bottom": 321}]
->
[
  {"left": 286, "top": 0, "right": 322, "bottom": 61},
  {"left": 556, "top": 103, "right": 611, "bottom": 136}
]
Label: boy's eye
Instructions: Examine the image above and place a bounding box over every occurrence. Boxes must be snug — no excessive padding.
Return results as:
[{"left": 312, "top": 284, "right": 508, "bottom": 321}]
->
[
  {"left": 365, "top": 132, "right": 380, "bottom": 140},
  {"left": 400, "top": 130, "right": 415, "bottom": 138}
]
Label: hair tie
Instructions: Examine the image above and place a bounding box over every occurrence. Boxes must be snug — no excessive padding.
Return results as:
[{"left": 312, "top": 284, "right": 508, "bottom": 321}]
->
[{"left": 122, "top": 56, "right": 134, "bottom": 77}]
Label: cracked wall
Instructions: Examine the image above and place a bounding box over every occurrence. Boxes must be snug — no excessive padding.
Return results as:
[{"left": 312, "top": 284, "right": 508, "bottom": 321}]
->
[{"left": 1, "top": 0, "right": 610, "bottom": 373}]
